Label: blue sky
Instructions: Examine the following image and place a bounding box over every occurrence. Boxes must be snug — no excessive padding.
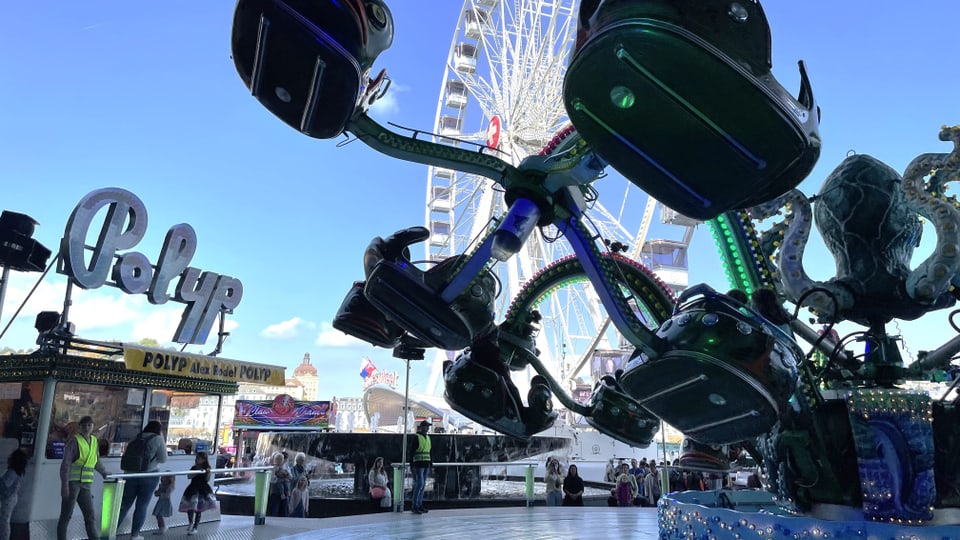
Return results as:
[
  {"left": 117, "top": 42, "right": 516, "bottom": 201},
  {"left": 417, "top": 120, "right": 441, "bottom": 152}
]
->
[{"left": 3, "top": 1, "right": 959, "bottom": 401}]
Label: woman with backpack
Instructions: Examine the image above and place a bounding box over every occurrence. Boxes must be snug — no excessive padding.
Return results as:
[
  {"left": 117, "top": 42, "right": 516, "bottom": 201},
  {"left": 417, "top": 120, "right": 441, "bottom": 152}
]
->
[{"left": 117, "top": 421, "right": 167, "bottom": 540}]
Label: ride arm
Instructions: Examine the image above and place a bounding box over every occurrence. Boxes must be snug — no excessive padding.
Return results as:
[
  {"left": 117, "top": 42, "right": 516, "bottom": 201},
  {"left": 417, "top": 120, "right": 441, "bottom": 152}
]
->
[
  {"left": 708, "top": 210, "right": 778, "bottom": 296},
  {"left": 788, "top": 319, "right": 855, "bottom": 368},
  {"left": 348, "top": 113, "right": 524, "bottom": 189},
  {"left": 524, "top": 354, "right": 591, "bottom": 416},
  {"left": 558, "top": 194, "right": 666, "bottom": 359},
  {"left": 907, "top": 333, "right": 960, "bottom": 375}
]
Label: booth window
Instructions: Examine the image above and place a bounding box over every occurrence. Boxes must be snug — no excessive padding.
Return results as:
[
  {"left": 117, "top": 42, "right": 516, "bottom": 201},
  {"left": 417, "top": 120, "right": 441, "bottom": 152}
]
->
[
  {"left": 47, "top": 382, "right": 146, "bottom": 459},
  {"left": 151, "top": 391, "right": 221, "bottom": 455},
  {"left": 0, "top": 381, "right": 43, "bottom": 458}
]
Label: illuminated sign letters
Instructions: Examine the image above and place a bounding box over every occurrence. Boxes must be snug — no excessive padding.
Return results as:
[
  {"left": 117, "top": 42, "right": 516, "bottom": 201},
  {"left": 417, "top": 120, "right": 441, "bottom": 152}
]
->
[{"left": 60, "top": 187, "right": 243, "bottom": 344}]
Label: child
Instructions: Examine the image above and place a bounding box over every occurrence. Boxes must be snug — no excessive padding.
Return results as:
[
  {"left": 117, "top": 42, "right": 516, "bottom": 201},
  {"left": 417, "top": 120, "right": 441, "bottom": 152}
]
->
[
  {"left": 0, "top": 449, "right": 28, "bottom": 540},
  {"left": 179, "top": 452, "right": 216, "bottom": 535},
  {"left": 288, "top": 475, "right": 310, "bottom": 518},
  {"left": 151, "top": 473, "right": 174, "bottom": 535}
]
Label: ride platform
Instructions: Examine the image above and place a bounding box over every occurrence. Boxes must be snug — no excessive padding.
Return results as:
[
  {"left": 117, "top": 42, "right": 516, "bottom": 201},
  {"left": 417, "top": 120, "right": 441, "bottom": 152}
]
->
[{"left": 53, "top": 507, "right": 660, "bottom": 539}]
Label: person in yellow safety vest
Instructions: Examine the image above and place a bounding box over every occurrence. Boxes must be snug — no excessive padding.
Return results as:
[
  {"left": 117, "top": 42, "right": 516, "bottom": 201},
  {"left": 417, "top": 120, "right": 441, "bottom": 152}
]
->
[
  {"left": 57, "top": 416, "right": 108, "bottom": 540},
  {"left": 408, "top": 420, "right": 432, "bottom": 514}
]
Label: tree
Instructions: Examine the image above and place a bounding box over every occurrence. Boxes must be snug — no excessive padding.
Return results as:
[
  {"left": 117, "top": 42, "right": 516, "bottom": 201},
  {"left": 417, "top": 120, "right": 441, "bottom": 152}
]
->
[{"left": 138, "top": 338, "right": 160, "bottom": 348}]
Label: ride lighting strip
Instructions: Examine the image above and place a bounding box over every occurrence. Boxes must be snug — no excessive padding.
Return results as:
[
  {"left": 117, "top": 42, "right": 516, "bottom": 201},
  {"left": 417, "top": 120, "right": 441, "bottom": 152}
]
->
[{"left": 708, "top": 210, "right": 777, "bottom": 295}]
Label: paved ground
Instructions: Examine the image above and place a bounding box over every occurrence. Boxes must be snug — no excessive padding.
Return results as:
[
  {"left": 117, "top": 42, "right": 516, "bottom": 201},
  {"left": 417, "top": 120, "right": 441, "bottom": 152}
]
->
[{"left": 114, "top": 507, "right": 661, "bottom": 539}]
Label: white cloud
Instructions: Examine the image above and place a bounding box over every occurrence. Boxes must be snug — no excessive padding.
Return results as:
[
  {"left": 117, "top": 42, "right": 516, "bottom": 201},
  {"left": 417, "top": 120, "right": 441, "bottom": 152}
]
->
[
  {"left": 260, "top": 317, "right": 315, "bottom": 339},
  {"left": 130, "top": 307, "right": 189, "bottom": 343},
  {"left": 0, "top": 271, "right": 247, "bottom": 347},
  {"left": 315, "top": 321, "right": 367, "bottom": 347},
  {"left": 4, "top": 273, "right": 142, "bottom": 332},
  {"left": 69, "top": 291, "right": 143, "bottom": 331},
  {"left": 368, "top": 82, "right": 406, "bottom": 119},
  {"left": 2, "top": 272, "right": 74, "bottom": 318},
  {"left": 369, "top": 91, "right": 399, "bottom": 117}
]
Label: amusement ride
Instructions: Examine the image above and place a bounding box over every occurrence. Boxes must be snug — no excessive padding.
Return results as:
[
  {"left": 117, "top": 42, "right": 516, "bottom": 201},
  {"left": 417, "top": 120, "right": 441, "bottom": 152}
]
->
[
  {"left": 422, "top": 0, "right": 696, "bottom": 402},
  {"left": 230, "top": 0, "right": 960, "bottom": 537}
]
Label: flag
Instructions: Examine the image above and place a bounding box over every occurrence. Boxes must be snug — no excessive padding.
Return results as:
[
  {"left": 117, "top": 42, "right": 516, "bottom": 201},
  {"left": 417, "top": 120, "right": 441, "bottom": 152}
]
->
[{"left": 360, "top": 357, "right": 377, "bottom": 379}]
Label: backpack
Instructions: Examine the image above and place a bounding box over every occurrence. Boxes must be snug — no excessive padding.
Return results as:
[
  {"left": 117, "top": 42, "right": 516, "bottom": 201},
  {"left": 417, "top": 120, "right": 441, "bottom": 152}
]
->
[
  {"left": 231, "top": 0, "right": 395, "bottom": 139},
  {"left": 121, "top": 433, "right": 157, "bottom": 472}
]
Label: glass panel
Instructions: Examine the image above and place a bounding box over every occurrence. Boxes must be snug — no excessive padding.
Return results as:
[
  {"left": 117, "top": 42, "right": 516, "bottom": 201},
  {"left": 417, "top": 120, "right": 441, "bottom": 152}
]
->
[
  {"left": 47, "top": 382, "right": 146, "bottom": 458},
  {"left": 155, "top": 391, "right": 220, "bottom": 455},
  {"left": 0, "top": 381, "right": 43, "bottom": 457}
]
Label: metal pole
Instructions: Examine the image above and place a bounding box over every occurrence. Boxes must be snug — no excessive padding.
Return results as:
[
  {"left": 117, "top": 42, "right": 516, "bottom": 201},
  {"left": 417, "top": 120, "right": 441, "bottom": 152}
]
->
[
  {"left": 61, "top": 278, "right": 74, "bottom": 325},
  {"left": 0, "top": 266, "right": 9, "bottom": 326},
  {"left": 660, "top": 420, "right": 669, "bottom": 498},
  {"left": 397, "top": 357, "right": 411, "bottom": 512},
  {"left": 253, "top": 469, "right": 270, "bottom": 524},
  {"left": 524, "top": 465, "right": 535, "bottom": 507},
  {"left": 100, "top": 478, "right": 126, "bottom": 540}
]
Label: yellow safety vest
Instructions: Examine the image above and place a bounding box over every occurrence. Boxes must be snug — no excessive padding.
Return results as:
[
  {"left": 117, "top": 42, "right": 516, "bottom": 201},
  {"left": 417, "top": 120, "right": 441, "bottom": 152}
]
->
[
  {"left": 413, "top": 434, "right": 431, "bottom": 462},
  {"left": 69, "top": 434, "right": 99, "bottom": 483}
]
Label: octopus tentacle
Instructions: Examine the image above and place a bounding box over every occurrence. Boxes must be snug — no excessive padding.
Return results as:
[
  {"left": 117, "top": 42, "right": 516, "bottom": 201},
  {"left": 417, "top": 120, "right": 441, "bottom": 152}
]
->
[
  {"left": 749, "top": 190, "right": 853, "bottom": 320},
  {"left": 903, "top": 126, "right": 960, "bottom": 303},
  {"left": 748, "top": 194, "right": 792, "bottom": 270}
]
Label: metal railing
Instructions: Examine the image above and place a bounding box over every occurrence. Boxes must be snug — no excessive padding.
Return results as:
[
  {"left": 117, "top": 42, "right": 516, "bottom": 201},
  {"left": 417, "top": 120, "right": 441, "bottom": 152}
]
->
[
  {"left": 101, "top": 466, "right": 273, "bottom": 540},
  {"left": 389, "top": 461, "right": 540, "bottom": 512}
]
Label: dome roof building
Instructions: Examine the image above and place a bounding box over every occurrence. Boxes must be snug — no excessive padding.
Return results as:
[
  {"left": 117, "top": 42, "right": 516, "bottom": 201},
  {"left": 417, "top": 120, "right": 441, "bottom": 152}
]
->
[{"left": 291, "top": 353, "right": 319, "bottom": 400}]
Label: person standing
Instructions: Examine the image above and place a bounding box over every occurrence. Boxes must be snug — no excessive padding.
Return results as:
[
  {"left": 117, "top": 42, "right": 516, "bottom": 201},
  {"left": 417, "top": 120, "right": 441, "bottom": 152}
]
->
[
  {"left": 615, "top": 462, "right": 638, "bottom": 507},
  {"left": 289, "top": 452, "right": 309, "bottom": 488},
  {"left": 544, "top": 459, "right": 563, "bottom": 506},
  {"left": 0, "top": 449, "right": 27, "bottom": 540},
  {"left": 117, "top": 421, "right": 167, "bottom": 540},
  {"left": 643, "top": 463, "right": 661, "bottom": 507},
  {"left": 604, "top": 458, "right": 615, "bottom": 483},
  {"left": 408, "top": 420, "right": 432, "bottom": 514},
  {"left": 267, "top": 452, "right": 291, "bottom": 517},
  {"left": 561, "top": 464, "right": 584, "bottom": 506},
  {"left": 57, "top": 415, "right": 108, "bottom": 540},
  {"left": 368, "top": 457, "right": 391, "bottom": 511}
]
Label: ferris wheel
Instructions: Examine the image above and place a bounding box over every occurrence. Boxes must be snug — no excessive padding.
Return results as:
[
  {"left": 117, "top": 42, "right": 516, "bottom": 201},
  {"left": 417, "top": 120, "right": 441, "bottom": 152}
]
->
[{"left": 422, "top": 0, "right": 697, "bottom": 401}]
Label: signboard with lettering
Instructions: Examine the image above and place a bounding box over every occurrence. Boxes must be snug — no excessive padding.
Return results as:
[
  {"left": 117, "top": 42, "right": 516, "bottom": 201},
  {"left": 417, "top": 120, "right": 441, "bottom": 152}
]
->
[
  {"left": 234, "top": 394, "right": 332, "bottom": 428},
  {"left": 361, "top": 370, "right": 398, "bottom": 390},
  {"left": 60, "top": 187, "right": 243, "bottom": 345},
  {"left": 123, "top": 344, "right": 284, "bottom": 385}
]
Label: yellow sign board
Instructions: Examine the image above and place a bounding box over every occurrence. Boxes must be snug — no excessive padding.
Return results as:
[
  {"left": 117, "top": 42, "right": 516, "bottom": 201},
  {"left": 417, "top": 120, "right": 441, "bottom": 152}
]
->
[{"left": 123, "top": 345, "right": 285, "bottom": 386}]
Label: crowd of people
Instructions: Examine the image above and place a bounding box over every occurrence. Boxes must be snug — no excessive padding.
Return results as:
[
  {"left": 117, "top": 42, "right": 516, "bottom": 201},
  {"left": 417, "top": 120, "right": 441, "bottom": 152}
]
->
[
  {"left": 267, "top": 450, "right": 314, "bottom": 518},
  {"left": 599, "top": 456, "right": 753, "bottom": 508},
  {"left": 601, "top": 458, "right": 664, "bottom": 507}
]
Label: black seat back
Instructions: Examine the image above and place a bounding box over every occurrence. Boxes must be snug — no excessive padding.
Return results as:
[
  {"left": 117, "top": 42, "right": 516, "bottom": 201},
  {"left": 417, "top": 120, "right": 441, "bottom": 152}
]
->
[
  {"left": 565, "top": 0, "right": 820, "bottom": 220},
  {"left": 231, "top": 0, "right": 393, "bottom": 138}
]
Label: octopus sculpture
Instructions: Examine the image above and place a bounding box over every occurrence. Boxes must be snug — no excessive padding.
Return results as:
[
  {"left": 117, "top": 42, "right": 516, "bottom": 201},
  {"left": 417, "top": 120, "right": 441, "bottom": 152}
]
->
[{"left": 750, "top": 126, "right": 960, "bottom": 329}]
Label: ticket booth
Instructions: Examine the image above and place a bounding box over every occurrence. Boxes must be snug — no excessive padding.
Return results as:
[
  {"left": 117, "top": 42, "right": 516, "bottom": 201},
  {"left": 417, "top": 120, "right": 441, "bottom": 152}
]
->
[{"left": 0, "top": 339, "right": 284, "bottom": 539}]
